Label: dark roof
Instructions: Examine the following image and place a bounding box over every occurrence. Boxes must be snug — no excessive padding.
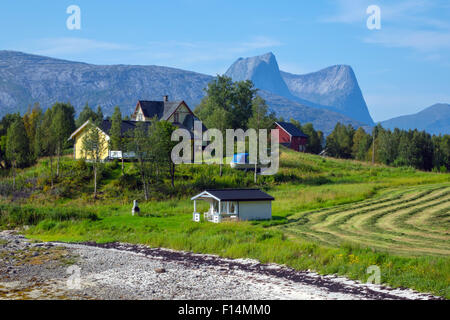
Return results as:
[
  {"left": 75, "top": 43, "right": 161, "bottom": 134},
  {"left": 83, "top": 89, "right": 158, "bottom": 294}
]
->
[
  {"left": 100, "top": 120, "right": 150, "bottom": 136},
  {"left": 276, "top": 122, "right": 309, "bottom": 138},
  {"left": 204, "top": 189, "right": 274, "bottom": 201},
  {"left": 100, "top": 119, "right": 200, "bottom": 138},
  {"left": 138, "top": 100, "right": 184, "bottom": 120}
]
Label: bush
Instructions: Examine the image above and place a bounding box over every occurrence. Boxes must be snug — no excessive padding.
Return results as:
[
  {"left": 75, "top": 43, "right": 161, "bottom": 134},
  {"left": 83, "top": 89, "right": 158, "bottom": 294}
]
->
[{"left": 115, "top": 173, "right": 141, "bottom": 190}]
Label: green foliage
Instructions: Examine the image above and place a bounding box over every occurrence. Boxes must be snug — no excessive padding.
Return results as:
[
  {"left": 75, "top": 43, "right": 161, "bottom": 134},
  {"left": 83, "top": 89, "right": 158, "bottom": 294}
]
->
[
  {"left": 352, "top": 127, "right": 371, "bottom": 161},
  {"left": 6, "top": 118, "right": 32, "bottom": 168},
  {"left": 196, "top": 75, "right": 270, "bottom": 131},
  {"left": 109, "top": 106, "right": 122, "bottom": 151},
  {"left": 81, "top": 123, "right": 108, "bottom": 198},
  {"left": 301, "top": 123, "right": 323, "bottom": 154},
  {"left": 247, "top": 96, "right": 276, "bottom": 131},
  {"left": 126, "top": 119, "right": 177, "bottom": 199},
  {"left": 95, "top": 105, "right": 104, "bottom": 125},
  {"left": 326, "top": 122, "right": 449, "bottom": 172},
  {"left": 76, "top": 103, "right": 98, "bottom": 127},
  {"left": 326, "top": 122, "right": 355, "bottom": 159},
  {"left": 0, "top": 203, "right": 98, "bottom": 227},
  {"left": 51, "top": 102, "right": 76, "bottom": 152}
]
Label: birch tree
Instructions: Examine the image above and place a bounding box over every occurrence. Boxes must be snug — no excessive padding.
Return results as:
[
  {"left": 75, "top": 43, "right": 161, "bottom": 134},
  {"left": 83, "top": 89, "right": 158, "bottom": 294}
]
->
[{"left": 81, "top": 124, "right": 107, "bottom": 199}]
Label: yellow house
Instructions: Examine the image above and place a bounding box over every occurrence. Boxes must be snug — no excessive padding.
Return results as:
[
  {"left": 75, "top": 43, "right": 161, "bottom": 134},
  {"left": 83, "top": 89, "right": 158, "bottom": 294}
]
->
[
  {"left": 69, "top": 96, "right": 202, "bottom": 160},
  {"left": 69, "top": 120, "right": 112, "bottom": 161}
]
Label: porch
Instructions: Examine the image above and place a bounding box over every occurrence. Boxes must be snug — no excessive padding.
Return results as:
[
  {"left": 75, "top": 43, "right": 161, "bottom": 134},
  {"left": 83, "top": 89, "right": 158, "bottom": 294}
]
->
[{"left": 191, "top": 191, "right": 239, "bottom": 223}]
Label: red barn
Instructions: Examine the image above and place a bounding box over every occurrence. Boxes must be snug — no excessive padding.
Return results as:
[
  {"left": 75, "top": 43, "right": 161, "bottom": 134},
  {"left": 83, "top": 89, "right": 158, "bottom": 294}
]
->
[{"left": 273, "top": 122, "right": 309, "bottom": 152}]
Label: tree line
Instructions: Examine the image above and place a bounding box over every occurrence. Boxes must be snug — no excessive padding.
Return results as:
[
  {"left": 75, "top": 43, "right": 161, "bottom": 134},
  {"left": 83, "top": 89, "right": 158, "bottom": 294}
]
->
[
  {"left": 325, "top": 122, "right": 450, "bottom": 172},
  {"left": 0, "top": 102, "right": 76, "bottom": 188},
  {"left": 196, "top": 76, "right": 323, "bottom": 156}
]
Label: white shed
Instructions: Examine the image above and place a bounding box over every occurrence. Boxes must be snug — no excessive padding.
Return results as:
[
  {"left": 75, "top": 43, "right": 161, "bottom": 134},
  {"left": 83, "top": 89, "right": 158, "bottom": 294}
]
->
[{"left": 191, "top": 189, "right": 274, "bottom": 223}]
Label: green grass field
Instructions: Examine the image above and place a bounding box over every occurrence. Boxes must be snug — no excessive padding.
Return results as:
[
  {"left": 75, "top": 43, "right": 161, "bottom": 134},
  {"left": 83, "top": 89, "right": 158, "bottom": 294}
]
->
[
  {"left": 1, "top": 148, "right": 449, "bottom": 298},
  {"left": 280, "top": 183, "right": 450, "bottom": 256}
]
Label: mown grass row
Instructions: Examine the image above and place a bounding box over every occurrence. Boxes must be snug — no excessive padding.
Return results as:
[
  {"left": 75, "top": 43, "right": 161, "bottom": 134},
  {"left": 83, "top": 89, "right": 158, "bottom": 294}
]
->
[
  {"left": 332, "top": 189, "right": 450, "bottom": 251},
  {"left": 281, "top": 184, "right": 450, "bottom": 257}
]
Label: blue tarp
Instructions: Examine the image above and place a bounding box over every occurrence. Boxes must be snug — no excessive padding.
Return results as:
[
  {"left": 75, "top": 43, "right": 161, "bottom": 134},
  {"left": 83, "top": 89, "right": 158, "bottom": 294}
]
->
[{"left": 232, "top": 153, "right": 249, "bottom": 164}]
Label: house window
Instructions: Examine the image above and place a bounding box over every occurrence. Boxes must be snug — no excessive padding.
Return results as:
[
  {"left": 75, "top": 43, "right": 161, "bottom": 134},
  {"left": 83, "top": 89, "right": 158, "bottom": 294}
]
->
[
  {"left": 174, "top": 112, "right": 179, "bottom": 123},
  {"left": 230, "top": 202, "right": 237, "bottom": 214},
  {"left": 221, "top": 202, "right": 227, "bottom": 214}
]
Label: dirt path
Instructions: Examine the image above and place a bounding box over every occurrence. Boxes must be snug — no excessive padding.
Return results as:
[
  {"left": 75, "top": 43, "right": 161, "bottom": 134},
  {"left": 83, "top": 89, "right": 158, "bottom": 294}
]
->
[{"left": 0, "top": 230, "right": 441, "bottom": 300}]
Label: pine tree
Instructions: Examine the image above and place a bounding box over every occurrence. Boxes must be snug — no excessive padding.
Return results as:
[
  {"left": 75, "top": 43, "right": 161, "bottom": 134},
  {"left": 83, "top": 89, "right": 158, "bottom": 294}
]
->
[
  {"left": 302, "top": 123, "right": 322, "bottom": 154},
  {"left": 51, "top": 102, "right": 76, "bottom": 177},
  {"left": 96, "top": 106, "right": 104, "bottom": 125},
  {"left": 76, "top": 103, "right": 97, "bottom": 127},
  {"left": 6, "top": 119, "right": 30, "bottom": 189}
]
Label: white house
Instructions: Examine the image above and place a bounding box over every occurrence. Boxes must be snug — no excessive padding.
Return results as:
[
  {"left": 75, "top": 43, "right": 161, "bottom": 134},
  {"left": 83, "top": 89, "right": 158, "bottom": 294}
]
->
[{"left": 191, "top": 189, "right": 274, "bottom": 223}]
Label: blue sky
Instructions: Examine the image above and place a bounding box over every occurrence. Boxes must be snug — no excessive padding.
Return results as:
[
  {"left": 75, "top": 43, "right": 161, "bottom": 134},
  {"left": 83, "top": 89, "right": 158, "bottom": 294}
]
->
[{"left": 1, "top": 0, "right": 449, "bottom": 122}]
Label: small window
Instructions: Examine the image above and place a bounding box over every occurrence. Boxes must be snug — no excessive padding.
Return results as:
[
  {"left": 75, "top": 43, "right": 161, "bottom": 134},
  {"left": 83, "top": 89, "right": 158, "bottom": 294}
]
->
[
  {"left": 174, "top": 112, "right": 179, "bottom": 122},
  {"left": 221, "top": 202, "right": 227, "bottom": 213},
  {"left": 230, "top": 202, "right": 237, "bottom": 214}
]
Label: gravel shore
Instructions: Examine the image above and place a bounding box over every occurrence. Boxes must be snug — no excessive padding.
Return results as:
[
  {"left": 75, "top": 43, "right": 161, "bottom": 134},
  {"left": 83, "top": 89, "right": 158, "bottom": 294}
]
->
[{"left": 0, "top": 230, "right": 441, "bottom": 300}]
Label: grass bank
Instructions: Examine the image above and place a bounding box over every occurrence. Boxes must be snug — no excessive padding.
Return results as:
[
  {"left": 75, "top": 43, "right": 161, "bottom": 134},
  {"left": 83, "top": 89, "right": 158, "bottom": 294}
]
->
[{"left": 0, "top": 147, "right": 449, "bottom": 298}]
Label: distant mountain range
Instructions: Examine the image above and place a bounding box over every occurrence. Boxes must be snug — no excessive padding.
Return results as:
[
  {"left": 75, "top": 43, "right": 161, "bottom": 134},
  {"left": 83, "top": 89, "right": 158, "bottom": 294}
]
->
[
  {"left": 225, "top": 52, "right": 374, "bottom": 126},
  {"left": 0, "top": 50, "right": 447, "bottom": 135},
  {"left": 0, "top": 50, "right": 211, "bottom": 117},
  {"left": 380, "top": 104, "right": 450, "bottom": 136}
]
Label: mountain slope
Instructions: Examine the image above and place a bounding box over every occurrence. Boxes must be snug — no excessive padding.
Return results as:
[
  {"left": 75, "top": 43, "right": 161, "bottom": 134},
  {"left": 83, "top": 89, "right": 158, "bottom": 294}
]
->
[
  {"left": 0, "top": 50, "right": 213, "bottom": 116},
  {"left": 380, "top": 104, "right": 450, "bottom": 135},
  {"left": 259, "top": 91, "right": 369, "bottom": 135},
  {"left": 225, "top": 52, "right": 293, "bottom": 98},
  {"left": 281, "top": 65, "right": 374, "bottom": 125}
]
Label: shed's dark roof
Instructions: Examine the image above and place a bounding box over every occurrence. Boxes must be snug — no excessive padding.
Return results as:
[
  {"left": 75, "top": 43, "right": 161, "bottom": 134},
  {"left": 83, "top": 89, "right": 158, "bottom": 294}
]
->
[
  {"left": 205, "top": 189, "right": 274, "bottom": 201},
  {"left": 276, "top": 122, "right": 309, "bottom": 138},
  {"left": 138, "top": 100, "right": 184, "bottom": 120}
]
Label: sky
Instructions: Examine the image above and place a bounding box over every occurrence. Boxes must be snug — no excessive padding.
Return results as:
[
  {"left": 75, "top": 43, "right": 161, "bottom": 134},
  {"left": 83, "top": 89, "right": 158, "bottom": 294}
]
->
[{"left": 1, "top": 0, "right": 449, "bottom": 122}]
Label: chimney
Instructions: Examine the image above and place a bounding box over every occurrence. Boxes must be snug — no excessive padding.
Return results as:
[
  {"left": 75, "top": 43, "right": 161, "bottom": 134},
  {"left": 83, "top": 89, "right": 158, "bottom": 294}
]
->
[{"left": 163, "top": 95, "right": 169, "bottom": 102}]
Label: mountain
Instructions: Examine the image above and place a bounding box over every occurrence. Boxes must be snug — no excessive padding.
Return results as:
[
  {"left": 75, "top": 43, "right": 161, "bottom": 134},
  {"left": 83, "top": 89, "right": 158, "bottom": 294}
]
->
[
  {"left": 225, "top": 52, "right": 293, "bottom": 99},
  {"left": 380, "top": 103, "right": 450, "bottom": 135},
  {"left": 0, "top": 50, "right": 370, "bottom": 135},
  {"left": 0, "top": 50, "right": 213, "bottom": 116},
  {"left": 226, "top": 53, "right": 374, "bottom": 125},
  {"left": 281, "top": 65, "right": 374, "bottom": 125}
]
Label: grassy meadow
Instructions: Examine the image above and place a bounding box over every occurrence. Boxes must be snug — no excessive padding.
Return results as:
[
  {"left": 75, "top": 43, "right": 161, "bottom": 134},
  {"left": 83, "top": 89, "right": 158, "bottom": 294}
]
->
[{"left": 0, "top": 147, "right": 449, "bottom": 298}]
